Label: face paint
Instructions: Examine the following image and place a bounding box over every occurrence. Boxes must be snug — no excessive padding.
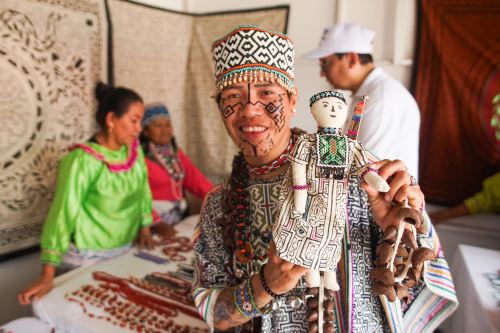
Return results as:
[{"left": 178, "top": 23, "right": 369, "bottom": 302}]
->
[{"left": 218, "top": 82, "right": 295, "bottom": 165}]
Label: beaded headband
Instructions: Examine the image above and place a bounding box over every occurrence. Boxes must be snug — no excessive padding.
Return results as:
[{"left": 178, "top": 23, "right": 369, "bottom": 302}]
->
[
  {"left": 211, "top": 25, "right": 295, "bottom": 93},
  {"left": 309, "top": 90, "right": 347, "bottom": 107},
  {"left": 142, "top": 103, "right": 170, "bottom": 127}
]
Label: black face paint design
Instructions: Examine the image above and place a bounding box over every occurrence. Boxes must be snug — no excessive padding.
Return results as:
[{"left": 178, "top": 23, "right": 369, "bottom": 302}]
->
[{"left": 220, "top": 83, "right": 289, "bottom": 157}]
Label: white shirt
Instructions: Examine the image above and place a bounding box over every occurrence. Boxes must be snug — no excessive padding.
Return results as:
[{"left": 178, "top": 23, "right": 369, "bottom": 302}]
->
[{"left": 351, "top": 67, "right": 421, "bottom": 179}]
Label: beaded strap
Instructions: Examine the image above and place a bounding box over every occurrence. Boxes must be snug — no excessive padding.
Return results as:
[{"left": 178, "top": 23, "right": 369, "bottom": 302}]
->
[
  {"left": 234, "top": 279, "right": 262, "bottom": 318},
  {"left": 259, "top": 264, "right": 284, "bottom": 298},
  {"left": 292, "top": 184, "right": 308, "bottom": 190}
]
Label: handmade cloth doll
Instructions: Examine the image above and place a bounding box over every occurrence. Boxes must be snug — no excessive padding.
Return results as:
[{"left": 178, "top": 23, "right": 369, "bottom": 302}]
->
[{"left": 273, "top": 90, "right": 389, "bottom": 293}]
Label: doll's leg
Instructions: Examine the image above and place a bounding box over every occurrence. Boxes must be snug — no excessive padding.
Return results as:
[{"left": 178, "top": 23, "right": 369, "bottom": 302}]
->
[
  {"left": 304, "top": 269, "right": 321, "bottom": 288},
  {"left": 324, "top": 270, "right": 339, "bottom": 291}
]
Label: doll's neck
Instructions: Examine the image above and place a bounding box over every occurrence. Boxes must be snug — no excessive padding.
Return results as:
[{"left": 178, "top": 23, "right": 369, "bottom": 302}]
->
[{"left": 317, "top": 127, "right": 343, "bottom": 135}]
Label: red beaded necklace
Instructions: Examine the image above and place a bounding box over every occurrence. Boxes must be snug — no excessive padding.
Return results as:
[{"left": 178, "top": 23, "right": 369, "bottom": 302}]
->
[
  {"left": 234, "top": 139, "right": 294, "bottom": 264},
  {"left": 245, "top": 140, "right": 293, "bottom": 175}
]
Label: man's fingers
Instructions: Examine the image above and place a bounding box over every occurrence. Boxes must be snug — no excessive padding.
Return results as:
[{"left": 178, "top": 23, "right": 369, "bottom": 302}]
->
[{"left": 384, "top": 170, "right": 409, "bottom": 202}]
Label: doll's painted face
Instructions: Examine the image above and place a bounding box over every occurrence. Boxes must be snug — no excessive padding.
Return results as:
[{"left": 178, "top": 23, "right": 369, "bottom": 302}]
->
[{"left": 310, "top": 96, "right": 348, "bottom": 128}]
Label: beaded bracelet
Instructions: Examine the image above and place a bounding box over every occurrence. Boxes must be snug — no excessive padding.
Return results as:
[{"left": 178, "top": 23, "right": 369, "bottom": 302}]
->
[
  {"left": 259, "top": 264, "right": 284, "bottom": 298},
  {"left": 292, "top": 184, "right": 308, "bottom": 190},
  {"left": 234, "top": 279, "right": 262, "bottom": 318},
  {"left": 360, "top": 167, "right": 379, "bottom": 182}
]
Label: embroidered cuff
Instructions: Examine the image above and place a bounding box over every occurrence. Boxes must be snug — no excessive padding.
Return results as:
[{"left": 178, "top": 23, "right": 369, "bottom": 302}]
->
[
  {"left": 41, "top": 248, "right": 62, "bottom": 266},
  {"left": 142, "top": 212, "right": 153, "bottom": 226}
]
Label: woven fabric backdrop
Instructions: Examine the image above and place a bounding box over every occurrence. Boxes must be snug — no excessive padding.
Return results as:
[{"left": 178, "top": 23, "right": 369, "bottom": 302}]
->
[
  {"left": 414, "top": 0, "right": 500, "bottom": 204},
  {"left": 0, "top": 0, "right": 107, "bottom": 255},
  {"left": 109, "top": 0, "right": 289, "bottom": 182}
]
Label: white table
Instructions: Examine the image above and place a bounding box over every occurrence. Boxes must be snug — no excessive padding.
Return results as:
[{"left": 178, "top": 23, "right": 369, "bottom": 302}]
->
[
  {"left": 449, "top": 244, "right": 500, "bottom": 333},
  {"left": 33, "top": 215, "right": 208, "bottom": 333}
]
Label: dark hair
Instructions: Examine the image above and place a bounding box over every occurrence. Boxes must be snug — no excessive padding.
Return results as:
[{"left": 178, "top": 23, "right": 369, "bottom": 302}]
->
[
  {"left": 335, "top": 53, "right": 373, "bottom": 65},
  {"left": 95, "top": 81, "right": 143, "bottom": 130}
]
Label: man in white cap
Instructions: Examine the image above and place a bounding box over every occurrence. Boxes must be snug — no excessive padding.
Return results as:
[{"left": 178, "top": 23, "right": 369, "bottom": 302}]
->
[{"left": 304, "top": 22, "right": 421, "bottom": 179}]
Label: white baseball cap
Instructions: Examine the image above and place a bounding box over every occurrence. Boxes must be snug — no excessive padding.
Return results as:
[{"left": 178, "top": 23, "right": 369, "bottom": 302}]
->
[{"left": 303, "top": 23, "right": 376, "bottom": 59}]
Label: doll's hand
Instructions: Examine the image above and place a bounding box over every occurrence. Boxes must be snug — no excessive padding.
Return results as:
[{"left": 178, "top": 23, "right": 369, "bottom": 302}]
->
[
  {"left": 363, "top": 169, "right": 390, "bottom": 192},
  {"left": 137, "top": 226, "right": 156, "bottom": 250},
  {"left": 361, "top": 159, "right": 424, "bottom": 231}
]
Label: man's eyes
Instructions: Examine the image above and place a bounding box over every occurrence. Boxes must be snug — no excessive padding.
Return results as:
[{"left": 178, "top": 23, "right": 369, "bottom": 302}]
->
[
  {"left": 223, "top": 93, "right": 241, "bottom": 100},
  {"left": 259, "top": 90, "right": 278, "bottom": 97}
]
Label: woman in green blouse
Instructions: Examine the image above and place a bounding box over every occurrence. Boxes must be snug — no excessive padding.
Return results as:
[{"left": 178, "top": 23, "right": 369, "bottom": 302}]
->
[{"left": 18, "top": 83, "right": 154, "bottom": 305}]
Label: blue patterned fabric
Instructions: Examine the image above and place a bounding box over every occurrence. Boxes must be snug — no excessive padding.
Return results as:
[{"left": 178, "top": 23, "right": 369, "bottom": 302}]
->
[{"left": 142, "top": 103, "right": 170, "bottom": 127}]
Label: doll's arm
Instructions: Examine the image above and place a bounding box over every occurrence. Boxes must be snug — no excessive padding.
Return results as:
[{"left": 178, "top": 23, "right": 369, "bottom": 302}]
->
[{"left": 292, "top": 161, "right": 308, "bottom": 214}]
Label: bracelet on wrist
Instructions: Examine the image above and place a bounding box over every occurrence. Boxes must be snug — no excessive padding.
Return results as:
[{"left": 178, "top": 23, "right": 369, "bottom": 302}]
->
[{"left": 259, "top": 264, "right": 284, "bottom": 298}]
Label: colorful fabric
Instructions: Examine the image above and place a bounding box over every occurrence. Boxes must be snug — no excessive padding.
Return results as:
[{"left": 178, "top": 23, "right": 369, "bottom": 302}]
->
[
  {"left": 463, "top": 171, "right": 500, "bottom": 214},
  {"left": 60, "top": 243, "right": 131, "bottom": 271},
  {"left": 192, "top": 138, "right": 457, "bottom": 332},
  {"left": 152, "top": 199, "right": 187, "bottom": 226},
  {"left": 211, "top": 25, "right": 295, "bottom": 92},
  {"left": 40, "top": 141, "right": 153, "bottom": 266},
  {"left": 274, "top": 134, "right": 370, "bottom": 271},
  {"left": 149, "top": 143, "right": 185, "bottom": 182},
  {"left": 317, "top": 134, "right": 348, "bottom": 167},
  {"left": 142, "top": 103, "right": 170, "bottom": 127},
  {"left": 309, "top": 90, "right": 347, "bottom": 106},
  {"left": 146, "top": 148, "right": 213, "bottom": 203},
  {"left": 68, "top": 139, "right": 139, "bottom": 173}
]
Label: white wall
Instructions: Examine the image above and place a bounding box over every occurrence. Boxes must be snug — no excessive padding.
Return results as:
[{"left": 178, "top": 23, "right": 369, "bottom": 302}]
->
[{"left": 134, "top": 0, "right": 417, "bottom": 132}]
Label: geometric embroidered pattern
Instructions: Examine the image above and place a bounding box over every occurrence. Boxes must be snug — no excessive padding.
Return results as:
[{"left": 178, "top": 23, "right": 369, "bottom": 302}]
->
[
  {"left": 317, "top": 134, "right": 348, "bottom": 168},
  {"left": 211, "top": 25, "right": 294, "bottom": 91}
]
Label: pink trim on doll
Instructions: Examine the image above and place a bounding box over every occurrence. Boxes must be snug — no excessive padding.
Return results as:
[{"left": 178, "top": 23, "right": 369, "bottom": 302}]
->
[
  {"left": 360, "top": 167, "right": 378, "bottom": 182},
  {"left": 69, "top": 139, "right": 139, "bottom": 173}
]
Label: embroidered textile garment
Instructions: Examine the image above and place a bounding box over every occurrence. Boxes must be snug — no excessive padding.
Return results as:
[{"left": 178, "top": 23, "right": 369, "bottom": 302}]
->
[
  {"left": 149, "top": 143, "right": 185, "bottom": 182},
  {"left": 273, "top": 133, "right": 370, "bottom": 271},
  {"left": 60, "top": 243, "right": 131, "bottom": 271},
  {"left": 193, "top": 176, "right": 458, "bottom": 332},
  {"left": 40, "top": 141, "right": 153, "bottom": 266}
]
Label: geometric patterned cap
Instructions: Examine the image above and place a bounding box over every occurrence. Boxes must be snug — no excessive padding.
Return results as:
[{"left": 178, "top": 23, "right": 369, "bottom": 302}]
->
[
  {"left": 309, "top": 90, "right": 347, "bottom": 106},
  {"left": 211, "top": 25, "right": 295, "bottom": 92}
]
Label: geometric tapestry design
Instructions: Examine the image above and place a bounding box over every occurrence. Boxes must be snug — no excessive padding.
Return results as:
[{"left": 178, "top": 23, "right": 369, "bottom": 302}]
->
[{"left": 0, "top": 0, "right": 107, "bottom": 255}]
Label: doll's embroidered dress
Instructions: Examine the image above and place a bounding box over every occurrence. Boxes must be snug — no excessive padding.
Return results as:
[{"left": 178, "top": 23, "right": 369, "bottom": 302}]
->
[{"left": 273, "top": 132, "right": 371, "bottom": 271}]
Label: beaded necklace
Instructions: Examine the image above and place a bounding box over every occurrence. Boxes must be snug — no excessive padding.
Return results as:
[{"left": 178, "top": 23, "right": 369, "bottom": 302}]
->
[
  {"left": 245, "top": 139, "right": 293, "bottom": 175},
  {"left": 317, "top": 127, "right": 343, "bottom": 135},
  {"left": 66, "top": 277, "right": 208, "bottom": 332},
  {"left": 231, "top": 130, "right": 303, "bottom": 265}
]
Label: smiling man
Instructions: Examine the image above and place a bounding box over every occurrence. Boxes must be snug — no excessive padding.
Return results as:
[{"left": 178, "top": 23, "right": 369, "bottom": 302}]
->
[{"left": 192, "top": 25, "right": 457, "bottom": 333}]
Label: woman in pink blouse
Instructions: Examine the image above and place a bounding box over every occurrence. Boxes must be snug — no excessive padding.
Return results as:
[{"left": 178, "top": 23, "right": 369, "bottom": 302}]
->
[{"left": 140, "top": 103, "right": 214, "bottom": 236}]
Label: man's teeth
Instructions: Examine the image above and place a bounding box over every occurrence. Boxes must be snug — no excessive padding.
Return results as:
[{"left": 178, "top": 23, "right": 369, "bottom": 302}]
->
[{"left": 241, "top": 126, "right": 266, "bottom": 132}]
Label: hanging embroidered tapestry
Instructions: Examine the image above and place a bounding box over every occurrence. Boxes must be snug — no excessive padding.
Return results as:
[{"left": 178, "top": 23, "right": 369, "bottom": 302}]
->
[
  {"left": 0, "top": 0, "right": 108, "bottom": 255},
  {"left": 108, "top": 0, "right": 289, "bottom": 182},
  {"left": 414, "top": 0, "right": 500, "bottom": 204}
]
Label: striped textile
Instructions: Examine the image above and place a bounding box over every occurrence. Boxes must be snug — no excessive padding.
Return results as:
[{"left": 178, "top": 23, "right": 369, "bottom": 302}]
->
[
  {"left": 60, "top": 243, "right": 131, "bottom": 270},
  {"left": 381, "top": 211, "right": 459, "bottom": 333}
]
